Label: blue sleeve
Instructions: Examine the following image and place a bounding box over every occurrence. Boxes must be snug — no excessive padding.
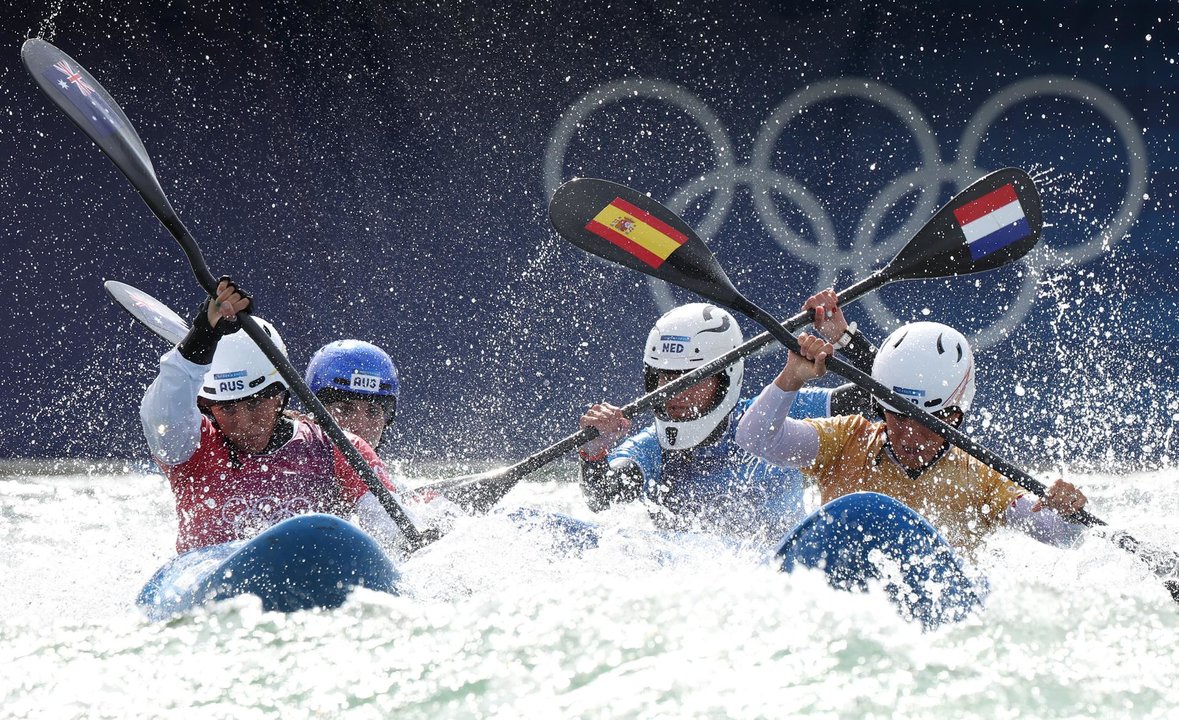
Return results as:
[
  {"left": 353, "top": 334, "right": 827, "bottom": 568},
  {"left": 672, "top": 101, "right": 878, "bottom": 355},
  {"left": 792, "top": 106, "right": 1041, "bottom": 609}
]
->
[
  {"left": 787, "top": 387, "right": 833, "bottom": 420},
  {"left": 608, "top": 426, "right": 662, "bottom": 487}
]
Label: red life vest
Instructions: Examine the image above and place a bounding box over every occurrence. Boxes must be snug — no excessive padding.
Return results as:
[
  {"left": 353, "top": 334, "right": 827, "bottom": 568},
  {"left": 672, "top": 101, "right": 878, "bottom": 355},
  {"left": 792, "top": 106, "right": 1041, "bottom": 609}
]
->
[{"left": 162, "top": 416, "right": 391, "bottom": 553}]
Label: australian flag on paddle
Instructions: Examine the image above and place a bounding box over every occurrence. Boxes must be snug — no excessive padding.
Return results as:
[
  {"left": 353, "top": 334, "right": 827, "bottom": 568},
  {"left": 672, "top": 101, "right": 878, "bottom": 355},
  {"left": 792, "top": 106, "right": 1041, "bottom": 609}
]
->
[{"left": 44, "top": 59, "right": 124, "bottom": 138}]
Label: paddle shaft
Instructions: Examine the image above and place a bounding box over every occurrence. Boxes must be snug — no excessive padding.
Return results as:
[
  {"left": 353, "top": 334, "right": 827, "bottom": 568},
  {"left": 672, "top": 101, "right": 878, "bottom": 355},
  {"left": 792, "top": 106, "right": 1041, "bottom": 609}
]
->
[{"left": 426, "top": 270, "right": 889, "bottom": 505}]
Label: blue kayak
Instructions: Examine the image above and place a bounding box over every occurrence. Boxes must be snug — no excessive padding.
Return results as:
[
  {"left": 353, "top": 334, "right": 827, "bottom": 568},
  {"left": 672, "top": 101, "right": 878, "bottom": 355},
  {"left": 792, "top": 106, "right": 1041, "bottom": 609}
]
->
[
  {"left": 774, "top": 492, "right": 986, "bottom": 629},
  {"left": 137, "top": 514, "right": 400, "bottom": 621}
]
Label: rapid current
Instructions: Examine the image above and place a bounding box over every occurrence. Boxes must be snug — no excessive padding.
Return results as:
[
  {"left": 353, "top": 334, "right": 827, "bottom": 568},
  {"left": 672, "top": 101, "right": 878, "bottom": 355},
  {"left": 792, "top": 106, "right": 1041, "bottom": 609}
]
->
[{"left": 2, "top": 464, "right": 1177, "bottom": 719}]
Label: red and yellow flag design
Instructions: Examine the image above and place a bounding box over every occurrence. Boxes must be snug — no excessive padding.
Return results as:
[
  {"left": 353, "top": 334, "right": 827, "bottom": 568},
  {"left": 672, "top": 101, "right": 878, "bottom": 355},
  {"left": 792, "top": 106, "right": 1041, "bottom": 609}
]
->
[{"left": 584, "top": 197, "right": 688, "bottom": 269}]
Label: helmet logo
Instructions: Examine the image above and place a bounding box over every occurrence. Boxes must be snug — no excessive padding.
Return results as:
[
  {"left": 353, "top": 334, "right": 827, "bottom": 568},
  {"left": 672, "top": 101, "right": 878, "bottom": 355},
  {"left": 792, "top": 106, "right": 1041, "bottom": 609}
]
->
[
  {"left": 659, "top": 333, "right": 690, "bottom": 354},
  {"left": 213, "top": 370, "right": 248, "bottom": 380},
  {"left": 219, "top": 379, "right": 246, "bottom": 394},
  {"left": 665, "top": 426, "right": 679, "bottom": 446},
  {"left": 893, "top": 385, "right": 926, "bottom": 398},
  {"left": 350, "top": 371, "right": 382, "bottom": 392},
  {"left": 696, "top": 306, "right": 731, "bottom": 335}
]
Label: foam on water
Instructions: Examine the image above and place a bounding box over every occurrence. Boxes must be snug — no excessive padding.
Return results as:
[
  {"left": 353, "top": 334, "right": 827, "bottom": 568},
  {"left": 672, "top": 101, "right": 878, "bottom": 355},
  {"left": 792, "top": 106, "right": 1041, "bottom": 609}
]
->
[{"left": 2, "top": 469, "right": 1177, "bottom": 719}]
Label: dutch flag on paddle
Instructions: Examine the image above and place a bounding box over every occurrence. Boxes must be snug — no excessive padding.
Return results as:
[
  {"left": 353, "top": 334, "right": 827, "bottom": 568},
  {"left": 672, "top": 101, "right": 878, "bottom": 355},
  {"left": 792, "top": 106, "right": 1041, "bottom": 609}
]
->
[{"left": 953, "top": 184, "right": 1030, "bottom": 261}]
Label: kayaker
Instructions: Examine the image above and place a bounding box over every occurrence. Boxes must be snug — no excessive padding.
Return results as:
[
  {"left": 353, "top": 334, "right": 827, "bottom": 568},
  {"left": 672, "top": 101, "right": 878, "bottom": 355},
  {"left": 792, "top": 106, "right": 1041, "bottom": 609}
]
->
[
  {"left": 140, "top": 278, "right": 425, "bottom": 555},
  {"left": 302, "top": 338, "right": 460, "bottom": 518},
  {"left": 576, "top": 290, "right": 877, "bottom": 544},
  {"left": 735, "top": 321, "right": 1089, "bottom": 553},
  {"left": 305, "top": 339, "right": 399, "bottom": 453}
]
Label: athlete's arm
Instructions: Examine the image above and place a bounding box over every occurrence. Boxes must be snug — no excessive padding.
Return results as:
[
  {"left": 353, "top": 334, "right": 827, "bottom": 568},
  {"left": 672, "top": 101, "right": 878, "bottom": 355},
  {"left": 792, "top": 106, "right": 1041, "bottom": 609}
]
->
[
  {"left": 803, "top": 289, "right": 877, "bottom": 417},
  {"left": 141, "top": 279, "right": 250, "bottom": 465},
  {"left": 140, "top": 348, "right": 207, "bottom": 465},
  {"left": 735, "top": 385, "right": 820, "bottom": 468},
  {"left": 577, "top": 402, "right": 642, "bottom": 511},
  {"left": 580, "top": 456, "right": 644, "bottom": 512},
  {"left": 736, "top": 333, "right": 831, "bottom": 467},
  {"left": 828, "top": 330, "right": 878, "bottom": 416},
  {"left": 333, "top": 435, "right": 426, "bottom": 555},
  {"left": 1005, "top": 495, "right": 1086, "bottom": 546}
]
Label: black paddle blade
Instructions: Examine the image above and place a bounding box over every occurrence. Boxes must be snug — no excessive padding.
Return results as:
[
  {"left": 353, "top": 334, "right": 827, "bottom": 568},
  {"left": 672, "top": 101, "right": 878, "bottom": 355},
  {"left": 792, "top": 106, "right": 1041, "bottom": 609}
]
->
[
  {"left": 21, "top": 39, "right": 174, "bottom": 219},
  {"left": 885, "top": 167, "right": 1042, "bottom": 281},
  {"left": 103, "top": 280, "right": 190, "bottom": 345},
  {"left": 550, "top": 178, "right": 744, "bottom": 308}
]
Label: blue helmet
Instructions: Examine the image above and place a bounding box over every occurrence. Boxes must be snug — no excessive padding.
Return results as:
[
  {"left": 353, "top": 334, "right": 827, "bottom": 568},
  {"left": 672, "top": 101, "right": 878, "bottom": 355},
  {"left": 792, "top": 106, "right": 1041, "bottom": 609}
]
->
[{"left": 306, "top": 340, "right": 400, "bottom": 401}]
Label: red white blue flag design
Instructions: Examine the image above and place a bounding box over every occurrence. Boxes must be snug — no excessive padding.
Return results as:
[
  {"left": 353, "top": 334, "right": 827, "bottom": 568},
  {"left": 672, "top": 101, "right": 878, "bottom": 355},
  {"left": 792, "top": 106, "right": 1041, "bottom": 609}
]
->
[
  {"left": 46, "top": 59, "right": 123, "bottom": 137},
  {"left": 953, "top": 184, "right": 1029, "bottom": 260}
]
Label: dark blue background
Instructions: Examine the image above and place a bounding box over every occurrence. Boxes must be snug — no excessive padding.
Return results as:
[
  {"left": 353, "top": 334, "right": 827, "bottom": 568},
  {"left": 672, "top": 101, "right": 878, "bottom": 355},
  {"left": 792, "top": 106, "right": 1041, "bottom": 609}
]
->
[{"left": 1, "top": 1, "right": 1176, "bottom": 470}]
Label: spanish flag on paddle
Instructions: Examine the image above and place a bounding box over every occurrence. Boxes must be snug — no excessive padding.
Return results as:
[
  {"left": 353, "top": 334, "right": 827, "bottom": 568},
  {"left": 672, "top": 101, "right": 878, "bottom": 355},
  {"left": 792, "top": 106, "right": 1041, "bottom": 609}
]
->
[
  {"left": 584, "top": 197, "right": 689, "bottom": 269},
  {"left": 549, "top": 178, "right": 746, "bottom": 309}
]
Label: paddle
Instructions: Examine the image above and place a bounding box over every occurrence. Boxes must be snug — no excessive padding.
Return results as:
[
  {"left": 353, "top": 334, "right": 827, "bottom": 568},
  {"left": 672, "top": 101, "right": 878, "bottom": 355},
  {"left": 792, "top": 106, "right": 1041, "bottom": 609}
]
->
[
  {"left": 22, "top": 38, "right": 432, "bottom": 551},
  {"left": 104, "top": 280, "right": 190, "bottom": 346},
  {"left": 556, "top": 174, "right": 1179, "bottom": 601},
  {"left": 424, "top": 169, "right": 1043, "bottom": 514}
]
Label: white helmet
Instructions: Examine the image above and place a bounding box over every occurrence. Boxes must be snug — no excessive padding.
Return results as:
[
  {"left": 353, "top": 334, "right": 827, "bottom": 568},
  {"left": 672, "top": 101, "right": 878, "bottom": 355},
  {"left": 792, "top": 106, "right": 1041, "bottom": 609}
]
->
[
  {"left": 643, "top": 303, "right": 744, "bottom": 449},
  {"left": 198, "top": 317, "right": 289, "bottom": 402},
  {"left": 872, "top": 321, "right": 975, "bottom": 415}
]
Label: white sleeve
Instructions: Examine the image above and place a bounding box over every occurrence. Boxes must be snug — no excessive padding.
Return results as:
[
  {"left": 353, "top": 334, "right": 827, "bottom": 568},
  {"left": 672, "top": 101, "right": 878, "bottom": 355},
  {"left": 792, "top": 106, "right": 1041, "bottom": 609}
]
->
[
  {"left": 735, "top": 384, "right": 821, "bottom": 468},
  {"left": 409, "top": 491, "right": 464, "bottom": 533},
  {"left": 139, "top": 348, "right": 207, "bottom": 465},
  {"left": 355, "top": 492, "right": 415, "bottom": 558},
  {"left": 1004, "top": 495, "right": 1087, "bottom": 547}
]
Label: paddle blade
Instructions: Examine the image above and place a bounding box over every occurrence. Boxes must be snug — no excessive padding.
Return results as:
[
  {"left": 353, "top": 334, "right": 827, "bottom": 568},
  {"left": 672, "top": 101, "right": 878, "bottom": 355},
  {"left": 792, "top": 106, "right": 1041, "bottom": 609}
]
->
[
  {"left": 103, "top": 281, "right": 190, "bottom": 346},
  {"left": 21, "top": 38, "right": 174, "bottom": 220},
  {"left": 550, "top": 178, "right": 745, "bottom": 308},
  {"left": 884, "top": 168, "right": 1042, "bottom": 281}
]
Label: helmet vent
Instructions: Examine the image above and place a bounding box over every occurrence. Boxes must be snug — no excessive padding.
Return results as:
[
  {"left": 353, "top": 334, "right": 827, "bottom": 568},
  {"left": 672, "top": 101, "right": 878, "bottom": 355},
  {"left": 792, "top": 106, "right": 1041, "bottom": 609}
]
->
[
  {"left": 891, "top": 331, "right": 908, "bottom": 348},
  {"left": 955, "top": 344, "right": 964, "bottom": 362},
  {"left": 935, "top": 333, "right": 945, "bottom": 354}
]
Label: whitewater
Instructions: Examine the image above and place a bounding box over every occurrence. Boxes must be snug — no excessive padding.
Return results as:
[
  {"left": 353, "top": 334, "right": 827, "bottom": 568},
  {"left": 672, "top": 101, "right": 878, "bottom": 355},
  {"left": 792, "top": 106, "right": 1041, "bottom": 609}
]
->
[{"left": 2, "top": 463, "right": 1176, "bottom": 719}]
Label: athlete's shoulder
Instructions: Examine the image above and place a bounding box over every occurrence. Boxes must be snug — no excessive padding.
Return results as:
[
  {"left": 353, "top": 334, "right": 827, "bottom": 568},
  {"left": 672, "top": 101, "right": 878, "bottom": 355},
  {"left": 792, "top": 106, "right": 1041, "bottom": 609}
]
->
[
  {"left": 169, "top": 414, "right": 226, "bottom": 469},
  {"left": 805, "top": 412, "right": 880, "bottom": 440},
  {"left": 608, "top": 424, "right": 661, "bottom": 477},
  {"left": 615, "top": 424, "right": 659, "bottom": 452}
]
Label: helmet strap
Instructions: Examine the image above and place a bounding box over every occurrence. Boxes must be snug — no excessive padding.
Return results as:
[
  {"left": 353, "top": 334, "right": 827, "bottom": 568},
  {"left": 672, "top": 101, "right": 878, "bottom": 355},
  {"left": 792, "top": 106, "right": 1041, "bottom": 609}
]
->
[{"left": 698, "top": 412, "right": 730, "bottom": 447}]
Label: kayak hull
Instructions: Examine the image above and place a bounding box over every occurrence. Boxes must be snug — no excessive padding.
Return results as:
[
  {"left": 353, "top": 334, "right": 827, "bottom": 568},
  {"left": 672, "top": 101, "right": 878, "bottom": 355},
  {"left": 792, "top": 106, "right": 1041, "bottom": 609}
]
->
[
  {"left": 775, "top": 492, "right": 985, "bottom": 628},
  {"left": 137, "top": 513, "right": 399, "bottom": 620}
]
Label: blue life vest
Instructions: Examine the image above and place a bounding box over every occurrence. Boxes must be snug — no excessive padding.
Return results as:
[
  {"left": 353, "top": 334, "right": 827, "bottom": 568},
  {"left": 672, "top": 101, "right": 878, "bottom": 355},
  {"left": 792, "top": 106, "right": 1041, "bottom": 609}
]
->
[{"left": 608, "top": 388, "right": 832, "bottom": 545}]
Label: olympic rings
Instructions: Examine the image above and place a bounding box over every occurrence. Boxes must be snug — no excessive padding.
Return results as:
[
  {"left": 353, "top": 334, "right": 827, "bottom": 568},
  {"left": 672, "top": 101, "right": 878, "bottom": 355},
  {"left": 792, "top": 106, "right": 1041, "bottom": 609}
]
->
[{"left": 544, "top": 75, "right": 1147, "bottom": 350}]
